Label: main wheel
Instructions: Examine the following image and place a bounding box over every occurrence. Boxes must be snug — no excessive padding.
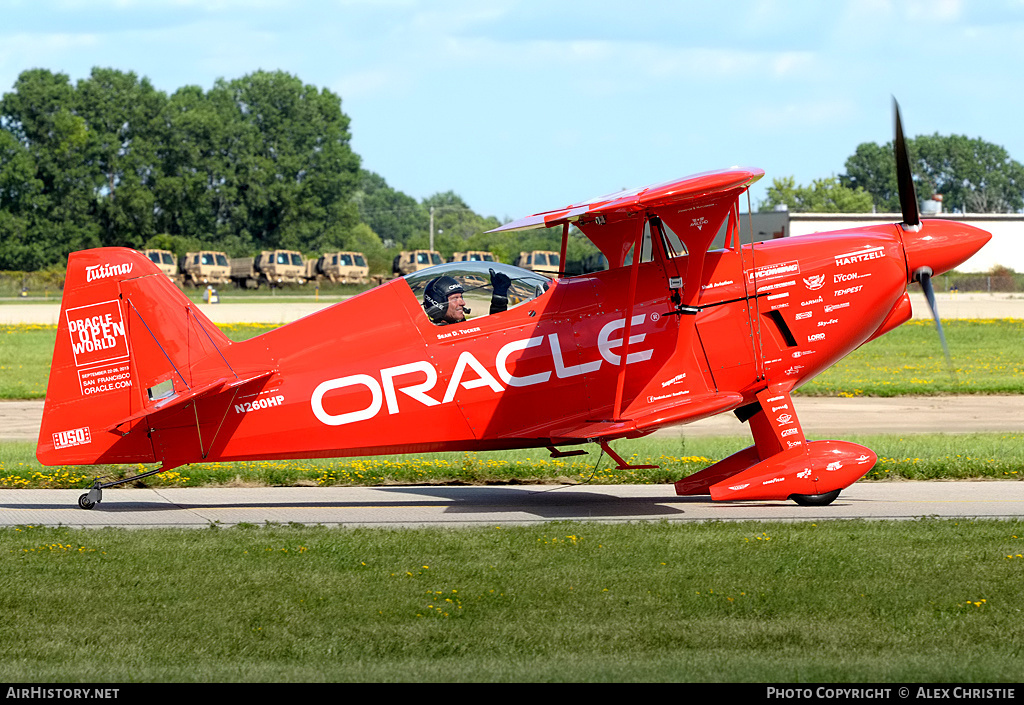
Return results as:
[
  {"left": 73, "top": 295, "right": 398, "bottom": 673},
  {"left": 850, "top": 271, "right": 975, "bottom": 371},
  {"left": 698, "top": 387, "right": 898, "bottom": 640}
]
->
[
  {"left": 790, "top": 489, "right": 841, "bottom": 506},
  {"left": 78, "top": 493, "right": 96, "bottom": 510}
]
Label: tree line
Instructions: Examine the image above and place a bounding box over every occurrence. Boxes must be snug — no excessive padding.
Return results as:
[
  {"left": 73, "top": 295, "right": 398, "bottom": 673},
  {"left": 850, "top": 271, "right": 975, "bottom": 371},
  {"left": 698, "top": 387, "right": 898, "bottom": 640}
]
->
[
  {"left": 0, "top": 67, "right": 587, "bottom": 274},
  {"left": 3, "top": 66, "right": 1020, "bottom": 274},
  {"left": 760, "top": 134, "right": 1024, "bottom": 214}
]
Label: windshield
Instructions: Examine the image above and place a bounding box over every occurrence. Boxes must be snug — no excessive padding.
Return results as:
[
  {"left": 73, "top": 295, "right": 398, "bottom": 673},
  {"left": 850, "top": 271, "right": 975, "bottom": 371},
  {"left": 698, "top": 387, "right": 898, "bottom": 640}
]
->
[
  {"left": 161, "top": 253, "right": 175, "bottom": 265},
  {"left": 215, "top": 254, "right": 228, "bottom": 267},
  {"left": 354, "top": 255, "right": 366, "bottom": 267},
  {"left": 403, "top": 261, "right": 551, "bottom": 325},
  {"left": 290, "top": 254, "right": 303, "bottom": 266}
]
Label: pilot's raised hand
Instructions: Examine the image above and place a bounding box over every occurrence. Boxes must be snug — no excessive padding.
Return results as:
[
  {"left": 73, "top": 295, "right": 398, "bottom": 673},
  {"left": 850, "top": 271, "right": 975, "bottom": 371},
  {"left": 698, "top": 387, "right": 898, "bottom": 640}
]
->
[
  {"left": 489, "top": 268, "right": 511, "bottom": 315},
  {"left": 489, "top": 268, "right": 511, "bottom": 297}
]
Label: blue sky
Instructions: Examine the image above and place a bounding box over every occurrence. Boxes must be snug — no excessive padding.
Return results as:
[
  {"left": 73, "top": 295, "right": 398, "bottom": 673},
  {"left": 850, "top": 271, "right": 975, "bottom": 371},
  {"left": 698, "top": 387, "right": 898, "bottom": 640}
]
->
[{"left": 3, "top": 0, "right": 1024, "bottom": 222}]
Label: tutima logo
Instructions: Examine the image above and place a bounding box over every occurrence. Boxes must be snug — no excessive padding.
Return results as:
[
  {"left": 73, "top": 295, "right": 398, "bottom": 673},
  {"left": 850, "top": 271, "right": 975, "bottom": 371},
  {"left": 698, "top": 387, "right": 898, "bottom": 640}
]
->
[
  {"left": 53, "top": 426, "right": 91, "bottom": 450},
  {"left": 85, "top": 262, "right": 133, "bottom": 282}
]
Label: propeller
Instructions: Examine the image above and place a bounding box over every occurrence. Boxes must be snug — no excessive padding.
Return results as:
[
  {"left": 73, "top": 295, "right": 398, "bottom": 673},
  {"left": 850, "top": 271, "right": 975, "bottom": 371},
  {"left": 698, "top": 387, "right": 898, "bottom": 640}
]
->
[{"left": 892, "top": 97, "right": 957, "bottom": 382}]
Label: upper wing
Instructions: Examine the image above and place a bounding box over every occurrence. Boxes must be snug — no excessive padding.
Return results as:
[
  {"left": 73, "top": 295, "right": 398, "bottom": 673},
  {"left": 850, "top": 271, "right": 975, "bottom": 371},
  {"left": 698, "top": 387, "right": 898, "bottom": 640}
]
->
[{"left": 487, "top": 168, "right": 764, "bottom": 235}]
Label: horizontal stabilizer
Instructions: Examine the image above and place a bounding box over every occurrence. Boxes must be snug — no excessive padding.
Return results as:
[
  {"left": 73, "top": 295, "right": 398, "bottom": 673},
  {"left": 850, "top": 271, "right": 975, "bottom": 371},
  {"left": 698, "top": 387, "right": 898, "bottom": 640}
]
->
[{"left": 105, "top": 369, "right": 275, "bottom": 433}]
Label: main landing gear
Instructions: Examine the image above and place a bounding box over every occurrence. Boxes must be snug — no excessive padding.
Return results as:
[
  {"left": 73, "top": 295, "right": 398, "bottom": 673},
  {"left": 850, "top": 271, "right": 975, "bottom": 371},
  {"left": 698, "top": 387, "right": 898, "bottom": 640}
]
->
[{"left": 789, "top": 490, "right": 842, "bottom": 507}]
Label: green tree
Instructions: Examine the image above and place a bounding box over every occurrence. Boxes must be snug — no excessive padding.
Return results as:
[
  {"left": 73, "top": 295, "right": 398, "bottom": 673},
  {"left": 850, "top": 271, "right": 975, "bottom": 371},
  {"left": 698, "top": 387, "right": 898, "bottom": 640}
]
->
[
  {"left": 353, "top": 170, "right": 426, "bottom": 247},
  {"left": 76, "top": 68, "right": 167, "bottom": 249},
  {"left": 759, "top": 175, "right": 873, "bottom": 213},
  {"left": 0, "top": 69, "right": 101, "bottom": 267},
  {"left": 842, "top": 134, "right": 1024, "bottom": 213}
]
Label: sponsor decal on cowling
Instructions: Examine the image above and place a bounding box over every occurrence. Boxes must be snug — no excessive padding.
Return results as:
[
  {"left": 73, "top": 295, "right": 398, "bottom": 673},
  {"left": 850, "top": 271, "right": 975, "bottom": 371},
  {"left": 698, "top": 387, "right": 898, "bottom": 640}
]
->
[
  {"left": 803, "top": 274, "right": 825, "bottom": 290},
  {"left": 835, "top": 271, "right": 870, "bottom": 283},
  {"left": 824, "top": 302, "right": 850, "bottom": 313},
  {"left": 834, "top": 285, "right": 864, "bottom": 297},
  {"left": 834, "top": 246, "right": 885, "bottom": 267},
  {"left": 748, "top": 260, "right": 800, "bottom": 283}
]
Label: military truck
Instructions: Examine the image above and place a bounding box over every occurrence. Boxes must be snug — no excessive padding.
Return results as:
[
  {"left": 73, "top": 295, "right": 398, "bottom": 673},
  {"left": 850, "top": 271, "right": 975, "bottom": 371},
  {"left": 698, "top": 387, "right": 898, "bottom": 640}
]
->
[
  {"left": 143, "top": 249, "right": 179, "bottom": 282},
  {"left": 230, "top": 250, "right": 307, "bottom": 289},
  {"left": 308, "top": 251, "right": 369, "bottom": 284},
  {"left": 392, "top": 249, "right": 444, "bottom": 275},
  {"left": 450, "top": 250, "right": 498, "bottom": 263},
  {"left": 181, "top": 250, "right": 231, "bottom": 287},
  {"left": 514, "top": 250, "right": 560, "bottom": 277}
]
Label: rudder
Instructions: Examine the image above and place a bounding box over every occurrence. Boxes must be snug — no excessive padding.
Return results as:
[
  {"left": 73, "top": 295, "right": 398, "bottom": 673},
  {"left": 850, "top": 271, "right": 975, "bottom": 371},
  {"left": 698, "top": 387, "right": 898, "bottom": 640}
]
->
[{"left": 37, "top": 247, "right": 232, "bottom": 467}]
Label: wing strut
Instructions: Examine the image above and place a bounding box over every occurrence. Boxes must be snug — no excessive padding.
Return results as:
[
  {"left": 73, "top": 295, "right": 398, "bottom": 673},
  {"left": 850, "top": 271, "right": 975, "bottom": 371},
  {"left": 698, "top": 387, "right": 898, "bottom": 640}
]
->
[
  {"left": 558, "top": 222, "right": 569, "bottom": 279},
  {"left": 612, "top": 217, "right": 644, "bottom": 420}
]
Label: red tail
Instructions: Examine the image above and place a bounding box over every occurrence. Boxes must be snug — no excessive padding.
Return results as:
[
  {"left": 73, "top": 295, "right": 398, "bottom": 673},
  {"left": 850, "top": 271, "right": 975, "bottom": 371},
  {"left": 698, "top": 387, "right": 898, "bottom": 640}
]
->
[{"left": 36, "top": 248, "right": 233, "bottom": 467}]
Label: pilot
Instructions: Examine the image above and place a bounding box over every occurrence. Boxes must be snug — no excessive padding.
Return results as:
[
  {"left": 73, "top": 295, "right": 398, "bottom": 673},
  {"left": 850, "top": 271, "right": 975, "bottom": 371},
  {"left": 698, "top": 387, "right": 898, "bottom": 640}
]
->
[
  {"left": 423, "top": 276, "right": 467, "bottom": 325},
  {"left": 423, "top": 269, "right": 512, "bottom": 325}
]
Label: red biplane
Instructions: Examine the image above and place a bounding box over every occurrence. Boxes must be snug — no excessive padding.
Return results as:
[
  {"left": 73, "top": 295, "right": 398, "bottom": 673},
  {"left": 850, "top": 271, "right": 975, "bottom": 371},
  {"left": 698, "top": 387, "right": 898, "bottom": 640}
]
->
[{"left": 37, "top": 103, "right": 990, "bottom": 509}]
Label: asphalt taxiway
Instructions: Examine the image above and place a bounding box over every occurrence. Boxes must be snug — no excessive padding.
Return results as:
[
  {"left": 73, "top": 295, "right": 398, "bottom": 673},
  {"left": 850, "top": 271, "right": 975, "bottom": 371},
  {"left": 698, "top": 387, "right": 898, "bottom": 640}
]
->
[{"left": 2, "top": 481, "right": 1022, "bottom": 529}]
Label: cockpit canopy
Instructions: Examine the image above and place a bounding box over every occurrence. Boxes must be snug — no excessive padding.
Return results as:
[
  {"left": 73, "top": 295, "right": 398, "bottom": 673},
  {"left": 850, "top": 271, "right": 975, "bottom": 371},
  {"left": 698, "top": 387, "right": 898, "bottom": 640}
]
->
[{"left": 403, "top": 261, "right": 551, "bottom": 323}]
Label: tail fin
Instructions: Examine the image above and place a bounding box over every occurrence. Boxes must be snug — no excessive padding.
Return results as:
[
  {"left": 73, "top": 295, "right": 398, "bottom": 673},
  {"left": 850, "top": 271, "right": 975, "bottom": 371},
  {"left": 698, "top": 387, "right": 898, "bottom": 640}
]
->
[{"left": 37, "top": 248, "right": 234, "bottom": 467}]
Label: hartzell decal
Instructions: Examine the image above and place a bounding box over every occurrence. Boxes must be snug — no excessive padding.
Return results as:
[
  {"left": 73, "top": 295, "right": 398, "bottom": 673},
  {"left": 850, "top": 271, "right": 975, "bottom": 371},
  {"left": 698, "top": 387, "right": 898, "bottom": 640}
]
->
[
  {"left": 85, "top": 261, "right": 133, "bottom": 282},
  {"left": 834, "top": 246, "right": 884, "bottom": 267},
  {"left": 312, "top": 315, "right": 655, "bottom": 427}
]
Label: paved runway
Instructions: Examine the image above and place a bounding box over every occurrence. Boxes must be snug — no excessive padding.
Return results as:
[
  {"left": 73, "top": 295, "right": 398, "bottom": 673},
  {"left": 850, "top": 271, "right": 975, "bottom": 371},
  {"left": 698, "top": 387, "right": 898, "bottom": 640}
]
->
[
  {"left": 3, "top": 291, "right": 1024, "bottom": 325},
  {"left": 5, "top": 395, "right": 1024, "bottom": 442},
  {"left": 2, "top": 481, "right": 1022, "bottom": 528}
]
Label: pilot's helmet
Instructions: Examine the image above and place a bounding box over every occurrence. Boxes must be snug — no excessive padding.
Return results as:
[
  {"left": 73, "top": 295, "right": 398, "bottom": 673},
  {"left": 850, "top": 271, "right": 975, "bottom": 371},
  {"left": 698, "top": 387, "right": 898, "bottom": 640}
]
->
[{"left": 423, "top": 276, "right": 464, "bottom": 322}]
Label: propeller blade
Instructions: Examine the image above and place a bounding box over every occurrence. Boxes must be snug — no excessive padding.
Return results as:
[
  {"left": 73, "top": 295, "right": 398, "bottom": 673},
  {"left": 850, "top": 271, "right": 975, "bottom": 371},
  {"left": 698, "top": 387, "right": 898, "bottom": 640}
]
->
[
  {"left": 915, "top": 266, "right": 957, "bottom": 383},
  {"left": 893, "top": 97, "right": 921, "bottom": 229}
]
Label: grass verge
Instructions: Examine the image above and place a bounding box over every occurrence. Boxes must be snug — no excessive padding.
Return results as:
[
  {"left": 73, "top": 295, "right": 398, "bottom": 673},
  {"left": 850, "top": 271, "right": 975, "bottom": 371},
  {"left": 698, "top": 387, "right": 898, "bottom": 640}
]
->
[
  {"left": 3, "top": 319, "right": 1023, "bottom": 399},
  {"left": 1, "top": 519, "right": 1022, "bottom": 682},
  {"left": 3, "top": 433, "right": 1022, "bottom": 489}
]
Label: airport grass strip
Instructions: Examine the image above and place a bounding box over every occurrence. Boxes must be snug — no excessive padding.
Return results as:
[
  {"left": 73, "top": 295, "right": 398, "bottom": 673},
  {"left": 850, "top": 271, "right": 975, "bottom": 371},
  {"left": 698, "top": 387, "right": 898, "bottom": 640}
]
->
[
  {"left": 0, "top": 519, "right": 1022, "bottom": 682},
  {"left": 2, "top": 433, "right": 1021, "bottom": 489},
  {"left": 2, "top": 319, "right": 1023, "bottom": 399}
]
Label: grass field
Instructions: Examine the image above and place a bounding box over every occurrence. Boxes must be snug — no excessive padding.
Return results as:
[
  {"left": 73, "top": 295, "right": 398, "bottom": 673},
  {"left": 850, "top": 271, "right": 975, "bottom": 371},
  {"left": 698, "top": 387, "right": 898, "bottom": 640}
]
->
[
  {"left": 3, "top": 432, "right": 1021, "bottom": 489},
  {"left": 3, "top": 319, "right": 1022, "bottom": 399},
  {"left": 1, "top": 519, "right": 1022, "bottom": 682}
]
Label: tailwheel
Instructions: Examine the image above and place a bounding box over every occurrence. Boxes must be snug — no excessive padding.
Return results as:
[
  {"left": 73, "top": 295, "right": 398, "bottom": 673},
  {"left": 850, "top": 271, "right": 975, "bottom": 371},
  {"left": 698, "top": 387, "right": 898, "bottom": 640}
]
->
[
  {"left": 78, "top": 482, "right": 102, "bottom": 510},
  {"left": 790, "top": 489, "right": 841, "bottom": 507}
]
